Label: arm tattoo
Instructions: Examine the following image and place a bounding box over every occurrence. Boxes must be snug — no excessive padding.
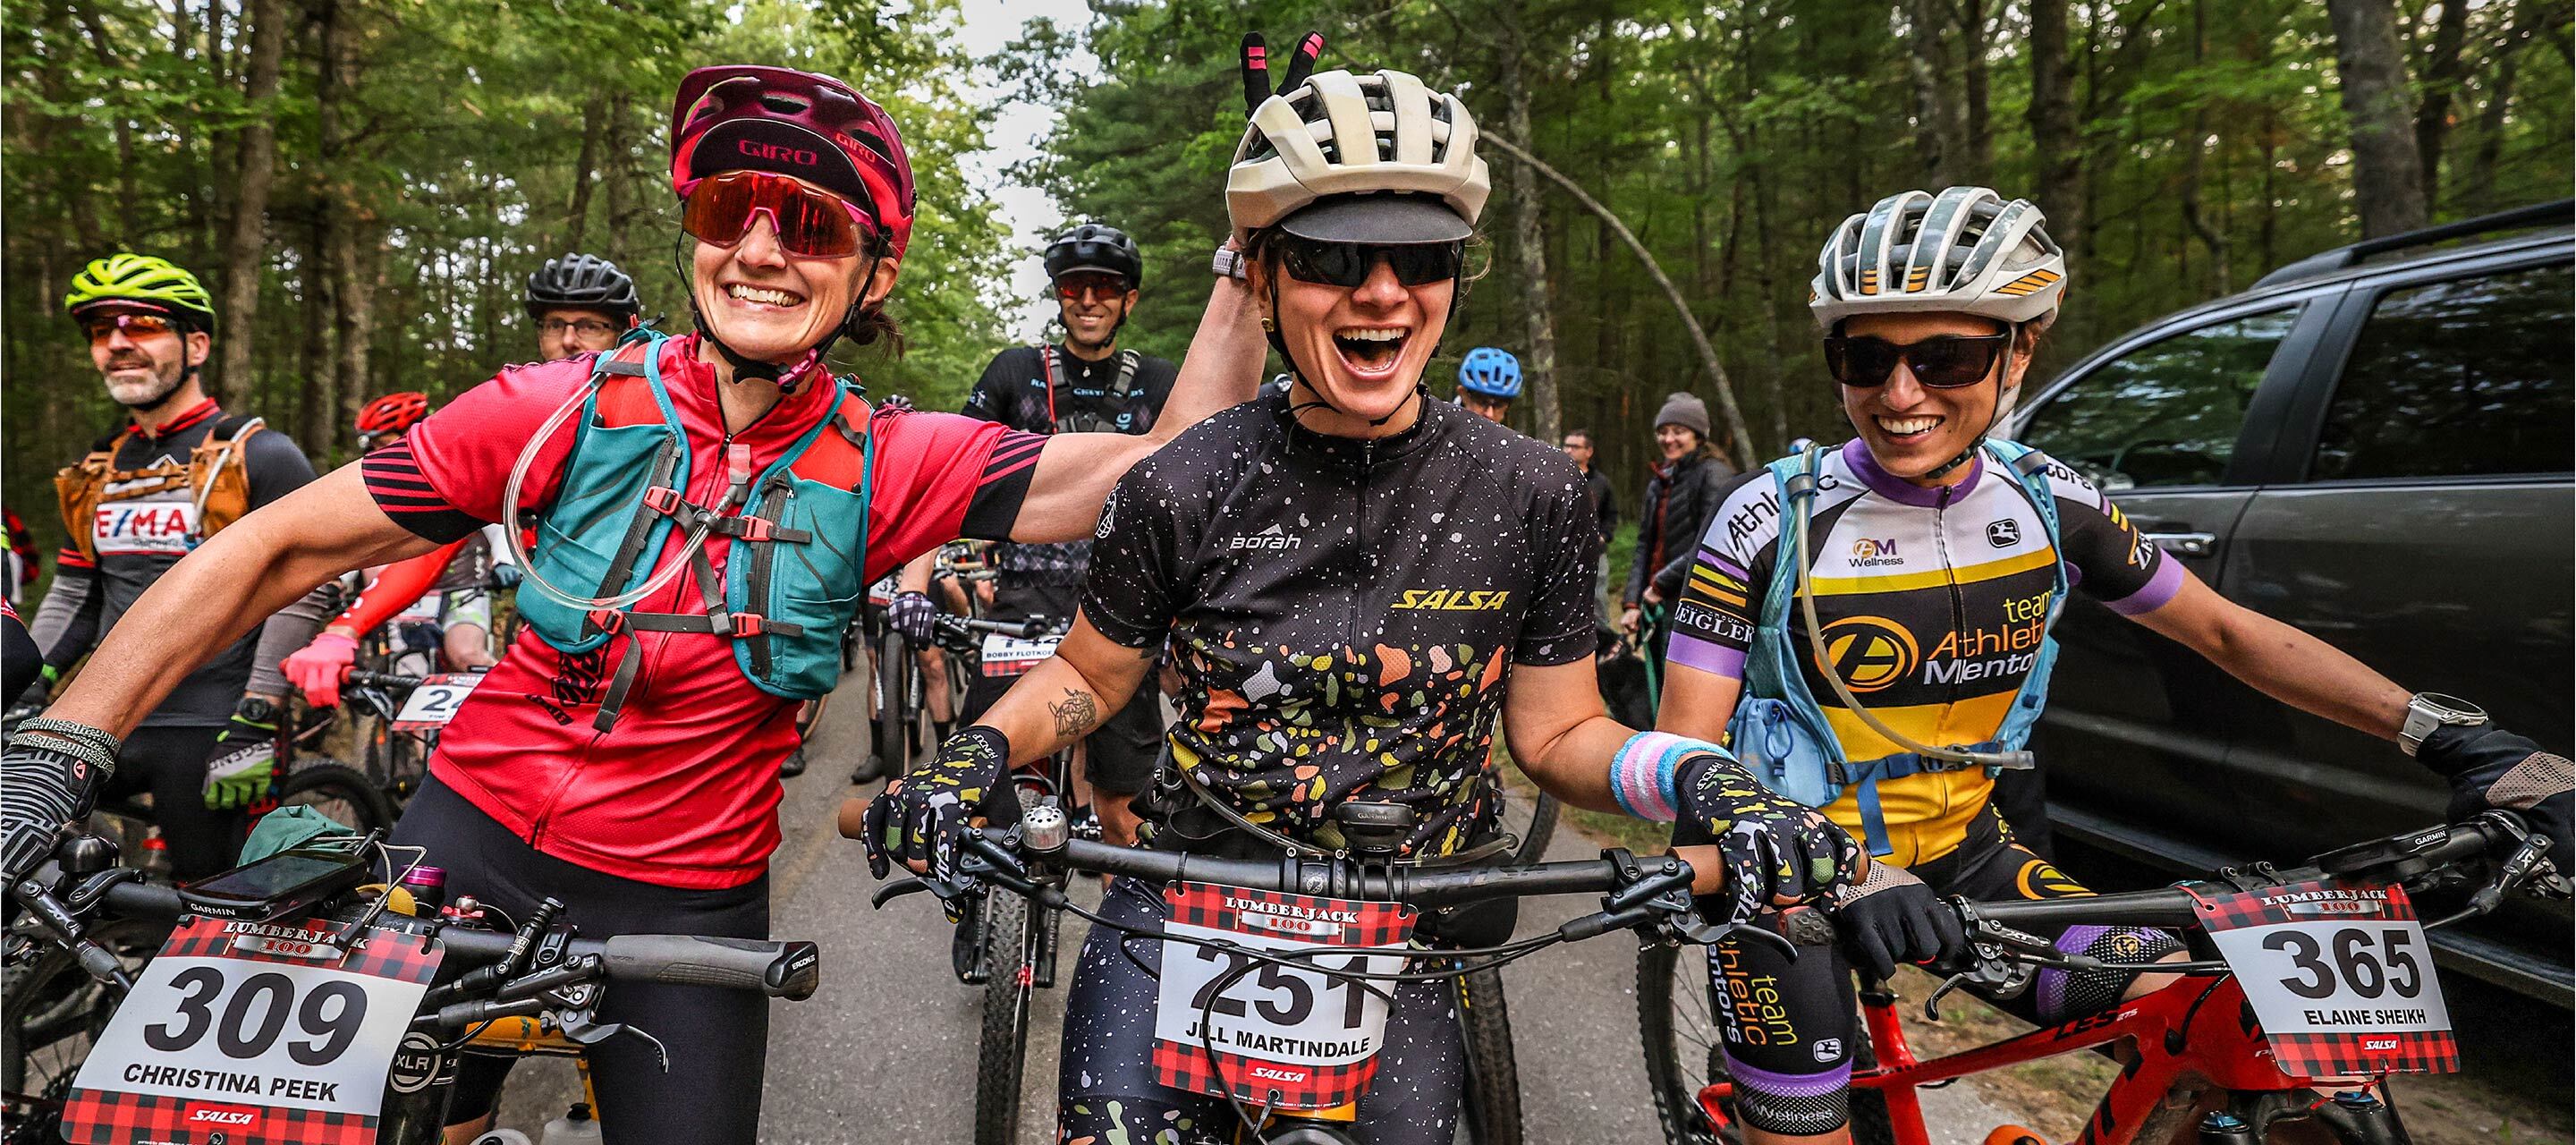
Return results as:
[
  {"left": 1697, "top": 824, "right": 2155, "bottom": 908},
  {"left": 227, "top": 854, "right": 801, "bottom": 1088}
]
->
[{"left": 1048, "top": 688, "right": 1100, "bottom": 739}]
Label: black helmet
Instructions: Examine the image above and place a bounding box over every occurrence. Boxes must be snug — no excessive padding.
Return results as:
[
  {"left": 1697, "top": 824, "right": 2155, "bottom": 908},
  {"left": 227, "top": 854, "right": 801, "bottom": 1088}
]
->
[
  {"left": 525, "top": 252, "right": 640, "bottom": 319},
  {"left": 1042, "top": 225, "right": 1142, "bottom": 290}
]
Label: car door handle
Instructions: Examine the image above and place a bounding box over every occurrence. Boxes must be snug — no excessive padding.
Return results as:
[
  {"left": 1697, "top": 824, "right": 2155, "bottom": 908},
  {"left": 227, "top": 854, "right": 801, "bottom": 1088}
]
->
[{"left": 2141, "top": 530, "right": 2217, "bottom": 557}]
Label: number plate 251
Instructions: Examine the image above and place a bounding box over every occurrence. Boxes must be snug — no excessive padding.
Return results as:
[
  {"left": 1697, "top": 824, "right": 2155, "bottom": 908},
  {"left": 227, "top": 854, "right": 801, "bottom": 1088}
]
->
[
  {"left": 1150, "top": 883, "right": 1415, "bottom": 1111},
  {"left": 62, "top": 915, "right": 444, "bottom": 1145},
  {"left": 2198, "top": 878, "right": 2456, "bottom": 1079}
]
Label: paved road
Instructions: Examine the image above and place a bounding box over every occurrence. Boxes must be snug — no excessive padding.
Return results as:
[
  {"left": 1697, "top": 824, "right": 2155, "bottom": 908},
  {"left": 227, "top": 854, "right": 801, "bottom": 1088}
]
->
[{"left": 495, "top": 693, "right": 2012, "bottom": 1143}]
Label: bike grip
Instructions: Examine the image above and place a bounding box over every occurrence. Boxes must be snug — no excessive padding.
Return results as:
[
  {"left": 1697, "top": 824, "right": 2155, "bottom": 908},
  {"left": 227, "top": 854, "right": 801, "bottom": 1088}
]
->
[
  {"left": 836, "top": 794, "right": 871, "bottom": 841},
  {"left": 1777, "top": 905, "right": 1838, "bottom": 948},
  {"left": 600, "top": 935, "right": 823, "bottom": 1000}
]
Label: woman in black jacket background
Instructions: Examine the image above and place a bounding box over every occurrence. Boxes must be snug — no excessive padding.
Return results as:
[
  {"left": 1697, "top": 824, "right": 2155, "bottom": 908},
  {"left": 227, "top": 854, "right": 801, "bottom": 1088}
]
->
[{"left": 1620, "top": 390, "right": 1735, "bottom": 674}]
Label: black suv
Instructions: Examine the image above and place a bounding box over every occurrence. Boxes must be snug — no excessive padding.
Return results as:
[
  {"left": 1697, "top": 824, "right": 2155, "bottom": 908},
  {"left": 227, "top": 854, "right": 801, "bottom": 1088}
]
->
[{"left": 2005, "top": 201, "right": 2573, "bottom": 1006}]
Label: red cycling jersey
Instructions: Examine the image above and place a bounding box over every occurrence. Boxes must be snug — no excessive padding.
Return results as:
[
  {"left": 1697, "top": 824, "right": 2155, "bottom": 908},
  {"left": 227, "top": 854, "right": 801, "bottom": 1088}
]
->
[
  {"left": 330, "top": 539, "right": 468, "bottom": 635},
  {"left": 364, "top": 335, "right": 1041, "bottom": 888}
]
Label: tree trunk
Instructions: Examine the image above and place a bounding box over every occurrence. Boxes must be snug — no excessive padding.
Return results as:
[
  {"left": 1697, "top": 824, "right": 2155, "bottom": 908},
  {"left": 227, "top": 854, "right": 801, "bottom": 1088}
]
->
[
  {"left": 1962, "top": 0, "right": 1993, "bottom": 180},
  {"left": 2326, "top": 0, "right": 2431, "bottom": 237},
  {"left": 299, "top": 211, "right": 337, "bottom": 455},
  {"left": 2412, "top": 0, "right": 2472, "bottom": 211},
  {"left": 1907, "top": 0, "right": 1962, "bottom": 182},
  {"left": 2027, "top": 0, "right": 2084, "bottom": 267},
  {"left": 335, "top": 235, "right": 378, "bottom": 440},
  {"left": 216, "top": 0, "right": 287, "bottom": 405},
  {"left": 1497, "top": 28, "right": 1562, "bottom": 444},
  {"left": 1484, "top": 132, "right": 1757, "bottom": 463},
  {"left": 605, "top": 94, "right": 636, "bottom": 254},
  {"left": 72, "top": 6, "right": 142, "bottom": 214},
  {"left": 565, "top": 92, "right": 608, "bottom": 250},
  {"left": 2466, "top": 0, "right": 2541, "bottom": 211},
  {"left": 2179, "top": 0, "right": 2231, "bottom": 291}
]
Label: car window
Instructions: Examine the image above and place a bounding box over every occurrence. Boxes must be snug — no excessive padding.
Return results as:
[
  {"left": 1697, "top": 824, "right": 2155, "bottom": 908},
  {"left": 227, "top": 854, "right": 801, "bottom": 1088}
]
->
[
  {"left": 2021, "top": 307, "right": 2301, "bottom": 489},
  {"left": 2311, "top": 262, "right": 2573, "bottom": 481}
]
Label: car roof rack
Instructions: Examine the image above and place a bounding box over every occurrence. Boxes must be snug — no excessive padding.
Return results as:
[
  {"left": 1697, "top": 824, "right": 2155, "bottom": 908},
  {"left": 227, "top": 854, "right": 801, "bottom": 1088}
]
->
[{"left": 2250, "top": 199, "right": 2574, "bottom": 289}]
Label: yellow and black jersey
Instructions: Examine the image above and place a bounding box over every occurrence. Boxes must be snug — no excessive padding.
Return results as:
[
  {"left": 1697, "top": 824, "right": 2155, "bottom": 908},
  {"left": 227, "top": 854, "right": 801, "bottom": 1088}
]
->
[{"left": 1666, "top": 438, "right": 2180, "bottom": 864}]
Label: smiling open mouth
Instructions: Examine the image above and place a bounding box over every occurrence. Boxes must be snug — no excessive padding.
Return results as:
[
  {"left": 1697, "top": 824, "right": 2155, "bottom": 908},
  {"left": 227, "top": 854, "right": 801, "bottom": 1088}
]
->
[
  {"left": 726, "top": 283, "right": 806, "bottom": 309},
  {"left": 1332, "top": 327, "right": 1409, "bottom": 374},
  {"left": 1874, "top": 414, "right": 1943, "bottom": 440}
]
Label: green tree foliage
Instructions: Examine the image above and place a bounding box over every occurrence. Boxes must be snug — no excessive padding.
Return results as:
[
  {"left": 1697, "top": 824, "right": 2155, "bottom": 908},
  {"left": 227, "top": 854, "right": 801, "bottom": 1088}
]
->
[
  {"left": 4, "top": 0, "right": 1009, "bottom": 556},
  {"left": 1018, "top": 0, "right": 2571, "bottom": 486}
]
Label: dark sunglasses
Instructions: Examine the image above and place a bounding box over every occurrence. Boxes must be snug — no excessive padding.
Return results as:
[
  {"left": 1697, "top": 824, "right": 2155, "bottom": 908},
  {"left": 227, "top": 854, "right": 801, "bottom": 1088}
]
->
[
  {"left": 82, "top": 312, "right": 180, "bottom": 344},
  {"left": 1276, "top": 236, "right": 1463, "bottom": 289},
  {"left": 1055, "top": 273, "right": 1130, "bottom": 301},
  {"left": 682, "top": 170, "right": 871, "bottom": 259},
  {"left": 1823, "top": 332, "right": 2012, "bottom": 388}
]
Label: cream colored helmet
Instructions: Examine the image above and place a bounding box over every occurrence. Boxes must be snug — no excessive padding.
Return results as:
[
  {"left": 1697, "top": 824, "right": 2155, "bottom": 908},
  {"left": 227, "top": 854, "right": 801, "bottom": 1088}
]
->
[
  {"left": 1227, "top": 68, "right": 1491, "bottom": 242},
  {"left": 1809, "top": 187, "right": 2066, "bottom": 330}
]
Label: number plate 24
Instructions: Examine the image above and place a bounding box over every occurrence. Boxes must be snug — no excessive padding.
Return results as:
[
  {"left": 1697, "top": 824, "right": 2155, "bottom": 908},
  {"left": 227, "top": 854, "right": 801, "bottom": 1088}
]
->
[
  {"left": 2197, "top": 877, "right": 2457, "bottom": 1079},
  {"left": 63, "top": 915, "right": 444, "bottom": 1145},
  {"left": 390, "top": 674, "right": 484, "bottom": 732},
  {"left": 1151, "top": 883, "right": 1416, "bottom": 1111}
]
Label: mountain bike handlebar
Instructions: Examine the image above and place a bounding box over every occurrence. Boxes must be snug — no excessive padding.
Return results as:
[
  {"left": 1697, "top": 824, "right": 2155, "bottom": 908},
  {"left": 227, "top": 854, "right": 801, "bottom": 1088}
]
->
[{"left": 54, "top": 875, "right": 822, "bottom": 1000}]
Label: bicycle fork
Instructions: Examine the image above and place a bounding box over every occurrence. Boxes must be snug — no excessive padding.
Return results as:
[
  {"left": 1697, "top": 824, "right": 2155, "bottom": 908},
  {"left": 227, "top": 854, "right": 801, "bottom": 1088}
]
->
[{"left": 2196, "top": 1089, "right": 2411, "bottom": 1145}]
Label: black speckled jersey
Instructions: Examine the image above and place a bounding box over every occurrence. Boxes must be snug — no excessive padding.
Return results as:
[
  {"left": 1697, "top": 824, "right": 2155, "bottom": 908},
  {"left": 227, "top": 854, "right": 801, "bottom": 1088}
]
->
[
  {"left": 1080, "top": 389, "right": 1599, "bottom": 856},
  {"left": 962, "top": 344, "right": 1177, "bottom": 587}
]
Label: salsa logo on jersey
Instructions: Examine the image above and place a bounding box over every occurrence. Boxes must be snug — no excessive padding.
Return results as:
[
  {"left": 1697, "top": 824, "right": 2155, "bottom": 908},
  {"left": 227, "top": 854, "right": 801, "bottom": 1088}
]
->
[
  {"left": 1393, "top": 589, "right": 1510, "bottom": 611},
  {"left": 1847, "top": 538, "right": 1902, "bottom": 569},
  {"left": 1815, "top": 615, "right": 1917, "bottom": 691}
]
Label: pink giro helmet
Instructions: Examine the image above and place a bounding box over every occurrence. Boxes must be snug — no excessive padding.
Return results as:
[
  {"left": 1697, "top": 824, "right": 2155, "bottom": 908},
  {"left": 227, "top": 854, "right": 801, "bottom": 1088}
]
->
[{"left": 669, "top": 64, "right": 918, "bottom": 262}]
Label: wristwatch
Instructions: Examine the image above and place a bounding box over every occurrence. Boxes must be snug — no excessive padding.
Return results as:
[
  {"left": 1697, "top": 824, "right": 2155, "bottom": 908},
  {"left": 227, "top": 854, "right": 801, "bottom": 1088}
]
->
[
  {"left": 234, "top": 696, "right": 281, "bottom": 726},
  {"left": 1211, "top": 245, "right": 1248, "bottom": 281},
  {"left": 2398, "top": 692, "right": 2488, "bottom": 758}
]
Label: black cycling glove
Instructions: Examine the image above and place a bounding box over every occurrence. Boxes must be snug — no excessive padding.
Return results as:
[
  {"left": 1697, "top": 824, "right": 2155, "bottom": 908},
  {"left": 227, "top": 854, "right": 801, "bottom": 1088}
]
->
[
  {"left": 2419, "top": 724, "right": 2573, "bottom": 862},
  {"left": 2, "top": 721, "right": 117, "bottom": 883},
  {"left": 863, "top": 725, "right": 1010, "bottom": 886},
  {"left": 887, "top": 590, "right": 939, "bottom": 647},
  {"left": 1830, "top": 859, "right": 1966, "bottom": 981}
]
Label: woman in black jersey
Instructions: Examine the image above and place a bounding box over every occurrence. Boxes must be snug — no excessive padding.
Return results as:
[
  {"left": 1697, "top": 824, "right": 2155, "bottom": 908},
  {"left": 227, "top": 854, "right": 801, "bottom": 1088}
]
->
[{"left": 865, "top": 52, "right": 1862, "bottom": 1143}]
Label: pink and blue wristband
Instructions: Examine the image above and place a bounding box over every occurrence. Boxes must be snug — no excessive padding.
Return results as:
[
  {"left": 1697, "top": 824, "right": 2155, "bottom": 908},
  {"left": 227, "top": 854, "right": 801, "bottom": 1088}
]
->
[{"left": 1609, "top": 731, "right": 1732, "bottom": 822}]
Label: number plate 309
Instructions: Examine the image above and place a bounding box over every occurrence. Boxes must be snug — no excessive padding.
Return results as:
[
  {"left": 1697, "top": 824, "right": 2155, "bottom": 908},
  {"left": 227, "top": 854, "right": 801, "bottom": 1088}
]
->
[{"left": 62, "top": 915, "right": 443, "bottom": 1145}]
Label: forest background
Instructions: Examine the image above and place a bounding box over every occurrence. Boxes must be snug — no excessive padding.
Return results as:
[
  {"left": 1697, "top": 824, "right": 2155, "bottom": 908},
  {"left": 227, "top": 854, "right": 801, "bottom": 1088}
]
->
[{"left": 4, "top": 0, "right": 2569, "bottom": 559}]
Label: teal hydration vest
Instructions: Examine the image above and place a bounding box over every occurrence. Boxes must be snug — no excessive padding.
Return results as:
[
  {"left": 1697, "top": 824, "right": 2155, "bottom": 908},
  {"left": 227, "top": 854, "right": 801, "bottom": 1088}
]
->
[
  {"left": 1724, "top": 439, "right": 2064, "bottom": 855},
  {"left": 516, "top": 329, "right": 874, "bottom": 730}
]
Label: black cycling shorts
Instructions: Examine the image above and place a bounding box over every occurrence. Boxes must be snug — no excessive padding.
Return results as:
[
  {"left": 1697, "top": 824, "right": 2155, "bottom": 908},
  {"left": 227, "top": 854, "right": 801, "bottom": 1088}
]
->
[
  {"left": 391, "top": 777, "right": 770, "bottom": 1142},
  {"left": 103, "top": 725, "right": 242, "bottom": 880},
  {"left": 1057, "top": 877, "right": 1469, "bottom": 1144},
  {"left": 961, "top": 580, "right": 1163, "bottom": 793},
  {"left": 1682, "top": 805, "right": 2180, "bottom": 1137}
]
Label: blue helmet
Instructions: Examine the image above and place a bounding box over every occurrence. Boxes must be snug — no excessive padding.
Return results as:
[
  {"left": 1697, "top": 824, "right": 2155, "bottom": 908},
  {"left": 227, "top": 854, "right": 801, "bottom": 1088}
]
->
[{"left": 1458, "top": 347, "right": 1522, "bottom": 399}]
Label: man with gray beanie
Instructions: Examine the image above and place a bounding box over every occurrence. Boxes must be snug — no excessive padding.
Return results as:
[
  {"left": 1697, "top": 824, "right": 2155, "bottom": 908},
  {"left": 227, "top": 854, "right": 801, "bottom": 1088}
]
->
[{"left": 1620, "top": 392, "right": 1734, "bottom": 676}]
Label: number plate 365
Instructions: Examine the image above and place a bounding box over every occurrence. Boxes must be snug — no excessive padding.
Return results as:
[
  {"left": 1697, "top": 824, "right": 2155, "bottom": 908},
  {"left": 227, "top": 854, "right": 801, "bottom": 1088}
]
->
[
  {"left": 62, "top": 915, "right": 444, "bottom": 1145},
  {"left": 2197, "top": 878, "right": 2456, "bottom": 1079}
]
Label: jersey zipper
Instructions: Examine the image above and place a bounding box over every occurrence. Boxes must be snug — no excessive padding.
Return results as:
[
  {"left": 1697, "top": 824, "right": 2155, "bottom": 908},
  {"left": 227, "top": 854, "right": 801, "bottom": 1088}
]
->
[{"left": 1934, "top": 480, "right": 1965, "bottom": 734}]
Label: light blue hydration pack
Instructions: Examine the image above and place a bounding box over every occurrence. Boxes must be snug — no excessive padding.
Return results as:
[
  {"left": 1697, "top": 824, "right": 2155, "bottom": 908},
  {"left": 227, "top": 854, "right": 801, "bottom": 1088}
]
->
[{"left": 1724, "top": 439, "right": 2066, "bottom": 855}]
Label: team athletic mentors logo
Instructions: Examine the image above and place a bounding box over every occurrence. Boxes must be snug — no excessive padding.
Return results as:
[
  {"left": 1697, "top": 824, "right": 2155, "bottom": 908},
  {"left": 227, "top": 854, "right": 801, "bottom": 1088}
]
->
[{"left": 1816, "top": 616, "right": 1917, "bottom": 692}]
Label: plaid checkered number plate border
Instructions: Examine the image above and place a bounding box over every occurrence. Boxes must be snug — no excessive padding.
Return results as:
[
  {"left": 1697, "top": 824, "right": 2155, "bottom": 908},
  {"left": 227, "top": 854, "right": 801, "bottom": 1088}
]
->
[
  {"left": 978, "top": 632, "right": 1062, "bottom": 678},
  {"left": 1150, "top": 882, "right": 1418, "bottom": 1111},
  {"left": 2193, "top": 877, "right": 2460, "bottom": 1079},
  {"left": 61, "top": 914, "right": 446, "bottom": 1145}
]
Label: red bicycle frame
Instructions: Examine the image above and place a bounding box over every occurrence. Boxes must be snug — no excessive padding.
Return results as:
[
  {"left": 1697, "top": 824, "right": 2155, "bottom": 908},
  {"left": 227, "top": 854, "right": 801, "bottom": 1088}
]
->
[{"left": 1697, "top": 973, "right": 2341, "bottom": 1145}]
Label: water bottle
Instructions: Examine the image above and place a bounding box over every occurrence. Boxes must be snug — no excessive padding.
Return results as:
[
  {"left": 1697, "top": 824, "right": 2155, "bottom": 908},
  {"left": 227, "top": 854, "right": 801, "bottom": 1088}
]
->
[{"left": 541, "top": 1103, "right": 603, "bottom": 1145}]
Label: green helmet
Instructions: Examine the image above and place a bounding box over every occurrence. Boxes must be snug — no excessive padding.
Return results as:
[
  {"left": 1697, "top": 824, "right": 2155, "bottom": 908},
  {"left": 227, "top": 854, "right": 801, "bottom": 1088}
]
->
[{"left": 64, "top": 253, "right": 216, "bottom": 330}]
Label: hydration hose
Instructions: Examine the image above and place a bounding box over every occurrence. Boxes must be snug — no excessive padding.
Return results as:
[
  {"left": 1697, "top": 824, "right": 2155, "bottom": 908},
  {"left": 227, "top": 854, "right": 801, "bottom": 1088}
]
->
[
  {"left": 1786, "top": 443, "right": 2034, "bottom": 771},
  {"left": 498, "top": 377, "right": 720, "bottom": 613}
]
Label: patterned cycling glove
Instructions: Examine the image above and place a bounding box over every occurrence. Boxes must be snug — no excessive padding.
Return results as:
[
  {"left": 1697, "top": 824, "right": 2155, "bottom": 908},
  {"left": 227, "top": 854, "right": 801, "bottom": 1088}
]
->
[{"left": 862, "top": 725, "right": 1010, "bottom": 886}]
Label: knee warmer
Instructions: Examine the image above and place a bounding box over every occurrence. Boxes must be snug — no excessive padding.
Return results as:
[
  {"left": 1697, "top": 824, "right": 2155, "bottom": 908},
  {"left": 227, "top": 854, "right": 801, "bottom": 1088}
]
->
[{"left": 2034, "top": 925, "right": 2184, "bottom": 1024}]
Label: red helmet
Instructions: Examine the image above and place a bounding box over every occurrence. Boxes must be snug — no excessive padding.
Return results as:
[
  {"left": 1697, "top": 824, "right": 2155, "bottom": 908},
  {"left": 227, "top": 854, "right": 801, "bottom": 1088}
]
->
[
  {"left": 669, "top": 65, "right": 917, "bottom": 262},
  {"left": 356, "top": 392, "right": 430, "bottom": 440}
]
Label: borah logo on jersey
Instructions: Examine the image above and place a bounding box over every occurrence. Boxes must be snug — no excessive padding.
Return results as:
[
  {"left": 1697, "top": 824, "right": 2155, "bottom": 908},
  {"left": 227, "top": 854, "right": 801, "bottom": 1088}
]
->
[
  {"left": 1228, "top": 524, "right": 1301, "bottom": 551},
  {"left": 1393, "top": 589, "right": 1509, "bottom": 611}
]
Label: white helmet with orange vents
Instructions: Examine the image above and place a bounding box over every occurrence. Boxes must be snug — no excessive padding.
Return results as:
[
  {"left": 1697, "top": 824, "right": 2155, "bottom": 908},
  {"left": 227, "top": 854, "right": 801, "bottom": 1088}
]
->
[
  {"left": 1810, "top": 187, "right": 2066, "bottom": 330},
  {"left": 1226, "top": 67, "right": 1491, "bottom": 243}
]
